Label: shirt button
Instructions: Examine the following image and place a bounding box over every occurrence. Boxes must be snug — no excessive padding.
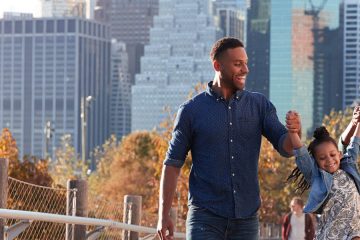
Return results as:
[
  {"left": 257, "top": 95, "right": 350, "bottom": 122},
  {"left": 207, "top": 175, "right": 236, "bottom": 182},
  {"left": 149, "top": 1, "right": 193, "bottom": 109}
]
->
[
  {"left": 232, "top": 173, "right": 235, "bottom": 177},
  {"left": 230, "top": 139, "right": 233, "bottom": 142},
  {"left": 229, "top": 122, "right": 232, "bottom": 125},
  {"left": 228, "top": 106, "right": 231, "bottom": 109},
  {"left": 231, "top": 156, "right": 234, "bottom": 159},
  {"left": 233, "top": 190, "right": 236, "bottom": 194}
]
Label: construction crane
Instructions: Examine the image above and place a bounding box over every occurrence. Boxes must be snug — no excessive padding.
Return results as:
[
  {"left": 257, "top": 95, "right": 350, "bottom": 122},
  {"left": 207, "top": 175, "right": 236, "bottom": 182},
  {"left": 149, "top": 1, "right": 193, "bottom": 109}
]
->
[
  {"left": 304, "top": 0, "right": 329, "bottom": 127},
  {"left": 304, "top": 0, "right": 328, "bottom": 31}
]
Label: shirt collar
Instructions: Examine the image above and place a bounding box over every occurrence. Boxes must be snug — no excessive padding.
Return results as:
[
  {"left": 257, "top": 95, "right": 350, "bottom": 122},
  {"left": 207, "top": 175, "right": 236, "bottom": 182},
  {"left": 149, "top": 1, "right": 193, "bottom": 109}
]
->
[{"left": 206, "top": 81, "right": 244, "bottom": 101}]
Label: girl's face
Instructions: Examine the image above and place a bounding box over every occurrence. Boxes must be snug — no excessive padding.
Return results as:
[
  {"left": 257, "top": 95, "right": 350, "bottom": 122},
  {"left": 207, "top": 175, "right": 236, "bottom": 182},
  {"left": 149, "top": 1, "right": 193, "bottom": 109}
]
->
[{"left": 314, "top": 141, "right": 342, "bottom": 174}]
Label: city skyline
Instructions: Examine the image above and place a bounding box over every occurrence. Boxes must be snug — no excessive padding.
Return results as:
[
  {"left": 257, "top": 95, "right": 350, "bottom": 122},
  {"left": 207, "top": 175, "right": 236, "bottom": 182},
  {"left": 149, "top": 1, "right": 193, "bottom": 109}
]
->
[
  {"left": 0, "top": 0, "right": 41, "bottom": 17},
  {"left": 0, "top": 0, "right": 357, "bottom": 160}
]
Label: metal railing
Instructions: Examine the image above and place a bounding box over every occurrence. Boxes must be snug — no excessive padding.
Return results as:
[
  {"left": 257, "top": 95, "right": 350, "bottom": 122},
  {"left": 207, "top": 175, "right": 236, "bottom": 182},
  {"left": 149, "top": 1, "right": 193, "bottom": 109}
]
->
[
  {"left": 0, "top": 209, "right": 186, "bottom": 239},
  {"left": 7, "top": 177, "right": 76, "bottom": 240}
]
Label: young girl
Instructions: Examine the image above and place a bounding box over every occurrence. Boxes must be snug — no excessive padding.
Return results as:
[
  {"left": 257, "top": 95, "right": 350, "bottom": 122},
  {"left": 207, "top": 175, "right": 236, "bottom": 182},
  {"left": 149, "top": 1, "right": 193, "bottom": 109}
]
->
[{"left": 286, "top": 110, "right": 360, "bottom": 240}]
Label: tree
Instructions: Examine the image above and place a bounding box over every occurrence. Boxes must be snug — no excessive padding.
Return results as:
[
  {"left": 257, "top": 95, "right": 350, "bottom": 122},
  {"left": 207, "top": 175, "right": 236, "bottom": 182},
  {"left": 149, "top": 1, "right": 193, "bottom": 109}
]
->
[
  {"left": 257, "top": 138, "right": 297, "bottom": 223},
  {"left": 0, "top": 128, "right": 53, "bottom": 186},
  {"left": 88, "top": 135, "right": 119, "bottom": 198},
  {"left": 49, "top": 134, "right": 87, "bottom": 187},
  {"left": 98, "top": 132, "right": 161, "bottom": 207}
]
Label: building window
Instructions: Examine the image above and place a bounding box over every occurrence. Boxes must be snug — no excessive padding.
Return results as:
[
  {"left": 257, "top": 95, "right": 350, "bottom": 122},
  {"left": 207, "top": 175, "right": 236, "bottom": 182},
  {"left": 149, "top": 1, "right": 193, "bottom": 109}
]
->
[
  {"left": 25, "top": 20, "right": 33, "bottom": 33},
  {"left": 36, "top": 20, "right": 44, "bottom": 33},
  {"left": 46, "top": 20, "right": 54, "bottom": 33},
  {"left": 45, "top": 99, "right": 53, "bottom": 110},
  {"left": 68, "top": 19, "right": 75, "bottom": 32},
  {"left": 15, "top": 21, "right": 23, "bottom": 33},
  {"left": 3, "top": 100, "right": 11, "bottom": 110},
  {"left": 57, "top": 20, "right": 65, "bottom": 33},
  {"left": 4, "top": 21, "right": 12, "bottom": 34}
]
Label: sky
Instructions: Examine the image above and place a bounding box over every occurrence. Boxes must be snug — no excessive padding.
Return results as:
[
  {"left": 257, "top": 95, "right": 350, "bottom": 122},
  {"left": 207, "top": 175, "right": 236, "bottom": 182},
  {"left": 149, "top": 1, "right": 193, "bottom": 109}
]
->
[{"left": 0, "top": 0, "right": 41, "bottom": 18}]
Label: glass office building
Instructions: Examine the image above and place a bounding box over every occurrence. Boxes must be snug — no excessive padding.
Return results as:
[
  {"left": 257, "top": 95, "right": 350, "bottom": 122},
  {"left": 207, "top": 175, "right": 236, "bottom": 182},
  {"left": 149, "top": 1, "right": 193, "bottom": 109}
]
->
[
  {"left": 0, "top": 15, "right": 111, "bottom": 165},
  {"left": 343, "top": 1, "right": 360, "bottom": 107},
  {"left": 270, "top": 0, "right": 342, "bottom": 133}
]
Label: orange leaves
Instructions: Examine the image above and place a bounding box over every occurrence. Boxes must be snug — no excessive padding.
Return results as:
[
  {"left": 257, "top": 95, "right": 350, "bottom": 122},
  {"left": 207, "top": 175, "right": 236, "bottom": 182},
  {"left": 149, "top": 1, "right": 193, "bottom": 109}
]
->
[{"left": 0, "top": 128, "right": 19, "bottom": 160}]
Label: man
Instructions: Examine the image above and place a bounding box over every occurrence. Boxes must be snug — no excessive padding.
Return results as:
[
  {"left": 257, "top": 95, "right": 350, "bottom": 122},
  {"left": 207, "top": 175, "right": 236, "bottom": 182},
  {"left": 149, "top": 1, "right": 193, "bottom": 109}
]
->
[
  {"left": 282, "top": 197, "right": 315, "bottom": 240},
  {"left": 157, "top": 37, "right": 301, "bottom": 240}
]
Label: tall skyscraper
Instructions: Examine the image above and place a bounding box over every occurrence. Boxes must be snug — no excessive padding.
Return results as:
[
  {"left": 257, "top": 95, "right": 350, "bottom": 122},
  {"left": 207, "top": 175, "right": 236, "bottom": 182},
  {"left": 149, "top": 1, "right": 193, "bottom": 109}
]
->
[
  {"left": 94, "top": 0, "right": 159, "bottom": 133},
  {"left": 246, "top": 0, "right": 270, "bottom": 97},
  {"left": 131, "top": 0, "right": 222, "bottom": 131},
  {"left": 343, "top": 1, "right": 360, "bottom": 107},
  {"left": 270, "top": 1, "right": 342, "bottom": 133},
  {"left": 86, "top": 0, "right": 96, "bottom": 19},
  {"left": 0, "top": 15, "right": 111, "bottom": 167},
  {"left": 41, "top": 0, "right": 86, "bottom": 17},
  {"left": 95, "top": 0, "right": 159, "bottom": 84},
  {"left": 212, "top": 0, "right": 246, "bottom": 42},
  {"left": 110, "top": 40, "right": 131, "bottom": 139}
]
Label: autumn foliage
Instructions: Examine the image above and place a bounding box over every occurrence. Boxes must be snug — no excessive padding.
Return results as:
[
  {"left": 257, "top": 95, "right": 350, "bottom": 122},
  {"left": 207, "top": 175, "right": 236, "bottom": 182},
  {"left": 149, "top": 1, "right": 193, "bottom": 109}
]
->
[
  {"left": 1, "top": 91, "right": 354, "bottom": 226},
  {"left": 0, "top": 128, "right": 53, "bottom": 186}
]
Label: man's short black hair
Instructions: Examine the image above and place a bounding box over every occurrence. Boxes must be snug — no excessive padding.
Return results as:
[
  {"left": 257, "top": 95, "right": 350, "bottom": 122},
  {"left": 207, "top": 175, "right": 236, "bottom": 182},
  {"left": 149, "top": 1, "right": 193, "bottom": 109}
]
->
[{"left": 210, "top": 37, "right": 244, "bottom": 61}]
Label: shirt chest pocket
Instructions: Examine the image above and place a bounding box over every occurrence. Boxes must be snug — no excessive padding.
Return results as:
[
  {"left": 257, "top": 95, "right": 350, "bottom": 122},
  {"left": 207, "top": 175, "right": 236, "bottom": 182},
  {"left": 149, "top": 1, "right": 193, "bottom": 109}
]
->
[{"left": 237, "top": 118, "right": 260, "bottom": 139}]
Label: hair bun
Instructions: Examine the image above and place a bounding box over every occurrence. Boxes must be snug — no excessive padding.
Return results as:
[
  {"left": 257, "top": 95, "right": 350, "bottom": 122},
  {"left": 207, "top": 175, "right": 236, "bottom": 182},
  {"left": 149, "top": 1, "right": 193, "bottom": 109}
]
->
[{"left": 313, "top": 126, "right": 330, "bottom": 140}]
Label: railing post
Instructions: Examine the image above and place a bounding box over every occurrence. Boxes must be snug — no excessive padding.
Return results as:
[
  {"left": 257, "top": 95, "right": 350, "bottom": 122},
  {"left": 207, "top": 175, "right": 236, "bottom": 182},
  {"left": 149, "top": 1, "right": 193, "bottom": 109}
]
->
[
  {"left": 0, "top": 158, "right": 9, "bottom": 240},
  {"left": 122, "top": 195, "right": 142, "bottom": 240},
  {"left": 66, "top": 179, "right": 87, "bottom": 240}
]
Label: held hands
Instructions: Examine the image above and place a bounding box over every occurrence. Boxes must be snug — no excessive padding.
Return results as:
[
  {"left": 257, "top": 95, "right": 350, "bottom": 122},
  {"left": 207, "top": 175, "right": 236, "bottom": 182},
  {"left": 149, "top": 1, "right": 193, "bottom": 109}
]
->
[
  {"left": 286, "top": 110, "right": 301, "bottom": 134},
  {"left": 286, "top": 110, "right": 303, "bottom": 149},
  {"left": 157, "top": 216, "right": 174, "bottom": 240}
]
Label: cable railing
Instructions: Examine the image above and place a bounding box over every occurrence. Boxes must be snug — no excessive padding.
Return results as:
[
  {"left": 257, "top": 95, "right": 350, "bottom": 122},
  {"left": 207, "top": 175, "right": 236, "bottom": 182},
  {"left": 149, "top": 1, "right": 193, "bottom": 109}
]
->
[
  {"left": 6, "top": 177, "right": 76, "bottom": 240},
  {"left": 87, "top": 196, "right": 123, "bottom": 240},
  {"left": 0, "top": 157, "right": 278, "bottom": 240},
  {"left": 0, "top": 209, "right": 186, "bottom": 239}
]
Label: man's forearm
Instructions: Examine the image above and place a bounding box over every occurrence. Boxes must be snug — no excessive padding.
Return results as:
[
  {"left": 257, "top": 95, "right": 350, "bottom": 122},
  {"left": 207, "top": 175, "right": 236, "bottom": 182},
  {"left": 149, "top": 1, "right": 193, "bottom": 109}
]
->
[{"left": 158, "top": 165, "right": 181, "bottom": 218}]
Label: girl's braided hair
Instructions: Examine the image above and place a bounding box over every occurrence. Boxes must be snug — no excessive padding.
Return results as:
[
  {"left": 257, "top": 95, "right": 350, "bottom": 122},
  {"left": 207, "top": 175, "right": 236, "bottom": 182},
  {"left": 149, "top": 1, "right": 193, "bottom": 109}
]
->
[{"left": 287, "top": 126, "right": 338, "bottom": 194}]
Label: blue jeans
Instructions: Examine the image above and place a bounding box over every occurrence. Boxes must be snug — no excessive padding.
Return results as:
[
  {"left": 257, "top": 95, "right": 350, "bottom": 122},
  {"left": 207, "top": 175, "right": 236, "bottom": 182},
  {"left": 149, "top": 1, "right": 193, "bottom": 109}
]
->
[{"left": 186, "top": 205, "right": 259, "bottom": 240}]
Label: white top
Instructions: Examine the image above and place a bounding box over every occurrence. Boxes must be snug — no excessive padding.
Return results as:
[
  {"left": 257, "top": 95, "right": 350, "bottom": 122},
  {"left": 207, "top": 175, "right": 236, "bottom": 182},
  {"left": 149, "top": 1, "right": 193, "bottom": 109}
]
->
[{"left": 289, "top": 213, "right": 305, "bottom": 240}]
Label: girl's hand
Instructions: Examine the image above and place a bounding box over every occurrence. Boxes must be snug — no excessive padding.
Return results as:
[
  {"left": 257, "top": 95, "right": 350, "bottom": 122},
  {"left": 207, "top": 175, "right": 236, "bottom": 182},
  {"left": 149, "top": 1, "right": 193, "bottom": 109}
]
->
[
  {"left": 352, "top": 106, "right": 360, "bottom": 126},
  {"left": 286, "top": 111, "right": 301, "bottom": 133}
]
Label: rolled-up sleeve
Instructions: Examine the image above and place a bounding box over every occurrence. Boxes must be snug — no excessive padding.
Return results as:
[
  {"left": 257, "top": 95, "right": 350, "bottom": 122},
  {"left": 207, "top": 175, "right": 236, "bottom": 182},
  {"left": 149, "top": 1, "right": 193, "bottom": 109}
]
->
[
  {"left": 342, "top": 136, "right": 360, "bottom": 165},
  {"left": 262, "top": 101, "right": 290, "bottom": 157},
  {"left": 163, "top": 104, "right": 192, "bottom": 168}
]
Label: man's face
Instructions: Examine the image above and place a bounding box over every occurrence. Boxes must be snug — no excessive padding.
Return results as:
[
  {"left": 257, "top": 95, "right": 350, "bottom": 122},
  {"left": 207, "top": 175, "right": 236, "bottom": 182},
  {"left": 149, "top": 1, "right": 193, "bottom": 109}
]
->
[
  {"left": 290, "top": 200, "right": 303, "bottom": 214},
  {"left": 215, "top": 47, "right": 249, "bottom": 90}
]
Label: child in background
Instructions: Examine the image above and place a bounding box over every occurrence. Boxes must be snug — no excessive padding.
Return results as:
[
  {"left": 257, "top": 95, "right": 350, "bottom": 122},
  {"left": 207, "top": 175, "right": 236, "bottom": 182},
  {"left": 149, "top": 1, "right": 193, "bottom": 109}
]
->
[{"left": 286, "top": 109, "right": 360, "bottom": 240}]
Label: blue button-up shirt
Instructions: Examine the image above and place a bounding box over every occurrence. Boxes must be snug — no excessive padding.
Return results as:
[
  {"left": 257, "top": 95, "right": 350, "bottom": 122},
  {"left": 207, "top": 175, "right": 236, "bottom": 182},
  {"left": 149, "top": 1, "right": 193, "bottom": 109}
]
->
[{"left": 164, "top": 81, "right": 289, "bottom": 218}]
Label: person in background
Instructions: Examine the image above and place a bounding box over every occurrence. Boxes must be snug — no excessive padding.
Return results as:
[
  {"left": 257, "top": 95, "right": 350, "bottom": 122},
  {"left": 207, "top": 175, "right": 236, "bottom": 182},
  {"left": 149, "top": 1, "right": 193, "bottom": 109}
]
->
[{"left": 282, "top": 196, "right": 315, "bottom": 240}]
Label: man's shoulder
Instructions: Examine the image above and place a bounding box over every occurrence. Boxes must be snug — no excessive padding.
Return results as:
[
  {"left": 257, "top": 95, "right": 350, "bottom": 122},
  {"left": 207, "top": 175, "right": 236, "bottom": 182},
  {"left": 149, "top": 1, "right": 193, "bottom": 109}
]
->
[
  {"left": 244, "top": 90, "right": 269, "bottom": 101},
  {"left": 243, "top": 90, "right": 273, "bottom": 108},
  {"left": 181, "top": 91, "right": 208, "bottom": 108}
]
